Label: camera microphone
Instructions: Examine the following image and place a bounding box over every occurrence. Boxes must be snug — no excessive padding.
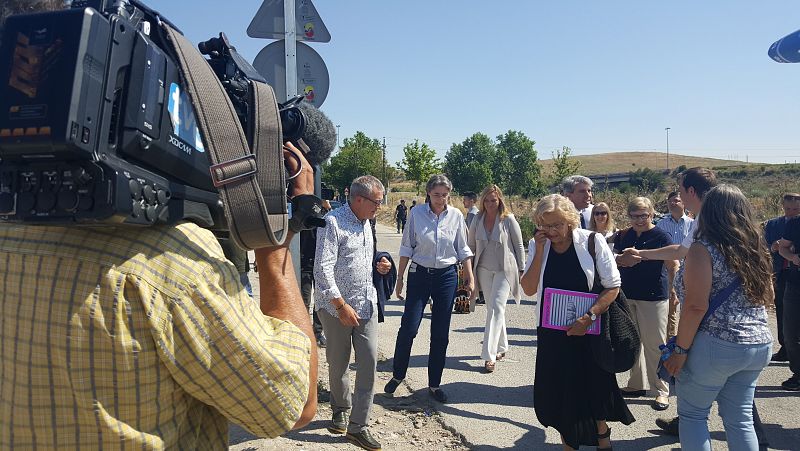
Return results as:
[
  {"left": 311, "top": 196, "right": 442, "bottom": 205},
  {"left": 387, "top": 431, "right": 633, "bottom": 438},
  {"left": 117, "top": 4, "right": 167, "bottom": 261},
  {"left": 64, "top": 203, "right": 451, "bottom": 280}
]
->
[
  {"left": 769, "top": 29, "right": 800, "bottom": 63},
  {"left": 295, "top": 102, "right": 337, "bottom": 166}
]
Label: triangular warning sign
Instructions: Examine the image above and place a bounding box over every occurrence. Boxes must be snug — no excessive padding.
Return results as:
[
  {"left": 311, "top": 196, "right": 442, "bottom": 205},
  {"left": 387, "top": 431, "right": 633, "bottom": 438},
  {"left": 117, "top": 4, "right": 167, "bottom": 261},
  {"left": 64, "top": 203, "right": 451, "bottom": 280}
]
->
[{"left": 247, "top": 0, "right": 331, "bottom": 43}]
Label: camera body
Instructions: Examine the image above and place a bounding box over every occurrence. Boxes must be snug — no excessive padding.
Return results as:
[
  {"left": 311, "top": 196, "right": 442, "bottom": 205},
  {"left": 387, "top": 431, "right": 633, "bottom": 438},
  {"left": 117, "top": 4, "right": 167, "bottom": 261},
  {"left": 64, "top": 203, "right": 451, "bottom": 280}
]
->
[{"left": 0, "top": 1, "right": 255, "bottom": 229}]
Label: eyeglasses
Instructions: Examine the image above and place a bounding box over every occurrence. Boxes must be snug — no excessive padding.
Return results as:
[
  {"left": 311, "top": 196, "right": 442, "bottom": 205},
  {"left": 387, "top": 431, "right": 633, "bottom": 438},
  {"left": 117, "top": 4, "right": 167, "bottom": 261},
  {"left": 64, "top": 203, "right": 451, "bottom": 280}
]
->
[
  {"left": 429, "top": 192, "right": 449, "bottom": 199},
  {"left": 538, "top": 222, "right": 566, "bottom": 231},
  {"left": 593, "top": 211, "right": 608, "bottom": 217},
  {"left": 359, "top": 195, "right": 382, "bottom": 207},
  {"left": 628, "top": 213, "right": 651, "bottom": 221}
]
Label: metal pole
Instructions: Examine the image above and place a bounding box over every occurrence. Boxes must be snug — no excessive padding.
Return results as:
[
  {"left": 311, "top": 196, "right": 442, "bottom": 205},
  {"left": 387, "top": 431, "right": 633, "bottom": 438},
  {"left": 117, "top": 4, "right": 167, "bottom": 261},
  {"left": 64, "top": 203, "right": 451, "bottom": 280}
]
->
[
  {"left": 665, "top": 127, "right": 671, "bottom": 171},
  {"left": 382, "top": 137, "right": 387, "bottom": 203},
  {"left": 284, "top": 0, "right": 297, "bottom": 101}
]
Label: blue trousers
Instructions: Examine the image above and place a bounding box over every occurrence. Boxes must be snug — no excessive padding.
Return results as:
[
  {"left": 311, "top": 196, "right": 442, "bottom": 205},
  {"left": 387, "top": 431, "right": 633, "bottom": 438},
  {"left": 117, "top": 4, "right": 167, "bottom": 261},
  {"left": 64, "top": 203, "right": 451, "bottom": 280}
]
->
[
  {"left": 676, "top": 332, "right": 771, "bottom": 451},
  {"left": 392, "top": 263, "right": 458, "bottom": 388}
]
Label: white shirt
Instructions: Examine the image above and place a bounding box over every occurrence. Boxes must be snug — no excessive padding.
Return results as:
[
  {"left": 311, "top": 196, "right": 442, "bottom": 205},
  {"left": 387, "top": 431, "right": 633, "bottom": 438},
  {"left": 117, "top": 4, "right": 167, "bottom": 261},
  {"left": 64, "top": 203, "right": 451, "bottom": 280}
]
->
[
  {"left": 681, "top": 220, "right": 697, "bottom": 249},
  {"left": 314, "top": 204, "right": 377, "bottom": 319},
  {"left": 579, "top": 205, "right": 593, "bottom": 229},
  {"left": 400, "top": 204, "right": 473, "bottom": 268},
  {"left": 523, "top": 228, "right": 621, "bottom": 307}
]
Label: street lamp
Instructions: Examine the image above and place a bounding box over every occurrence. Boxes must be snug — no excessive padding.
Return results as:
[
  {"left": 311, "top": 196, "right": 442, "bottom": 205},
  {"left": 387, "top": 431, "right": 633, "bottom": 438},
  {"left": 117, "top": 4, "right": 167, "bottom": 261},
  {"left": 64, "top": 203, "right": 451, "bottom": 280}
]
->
[
  {"left": 336, "top": 124, "right": 341, "bottom": 149},
  {"left": 665, "top": 127, "right": 671, "bottom": 171}
]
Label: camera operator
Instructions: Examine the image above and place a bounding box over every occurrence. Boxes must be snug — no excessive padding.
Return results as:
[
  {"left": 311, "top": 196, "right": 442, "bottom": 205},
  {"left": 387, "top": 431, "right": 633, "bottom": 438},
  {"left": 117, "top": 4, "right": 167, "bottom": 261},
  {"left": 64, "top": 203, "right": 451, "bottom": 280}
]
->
[{"left": 0, "top": 140, "right": 318, "bottom": 449}]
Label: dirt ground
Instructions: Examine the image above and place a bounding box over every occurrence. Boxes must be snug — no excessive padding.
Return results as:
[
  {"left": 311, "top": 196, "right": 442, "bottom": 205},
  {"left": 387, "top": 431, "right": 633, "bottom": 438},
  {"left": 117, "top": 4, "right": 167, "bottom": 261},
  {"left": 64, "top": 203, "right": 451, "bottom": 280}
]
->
[{"left": 228, "top": 349, "right": 469, "bottom": 450}]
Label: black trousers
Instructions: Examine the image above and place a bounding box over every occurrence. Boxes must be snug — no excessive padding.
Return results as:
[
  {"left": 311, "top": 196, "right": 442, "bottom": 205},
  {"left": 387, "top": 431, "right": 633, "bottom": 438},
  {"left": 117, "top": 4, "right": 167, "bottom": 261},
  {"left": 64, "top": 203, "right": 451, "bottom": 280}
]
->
[
  {"left": 784, "top": 277, "right": 800, "bottom": 376},
  {"left": 301, "top": 269, "right": 324, "bottom": 336},
  {"left": 775, "top": 270, "right": 788, "bottom": 348}
]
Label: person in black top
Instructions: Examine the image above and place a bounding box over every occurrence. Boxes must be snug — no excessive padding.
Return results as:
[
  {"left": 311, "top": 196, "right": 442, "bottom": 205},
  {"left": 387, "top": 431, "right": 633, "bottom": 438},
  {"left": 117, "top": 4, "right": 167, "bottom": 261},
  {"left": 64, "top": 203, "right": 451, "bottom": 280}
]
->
[
  {"left": 395, "top": 199, "right": 408, "bottom": 234},
  {"left": 520, "top": 194, "right": 633, "bottom": 450},
  {"left": 614, "top": 197, "right": 676, "bottom": 411},
  {"left": 779, "top": 215, "right": 800, "bottom": 390},
  {"left": 300, "top": 228, "right": 326, "bottom": 347}
]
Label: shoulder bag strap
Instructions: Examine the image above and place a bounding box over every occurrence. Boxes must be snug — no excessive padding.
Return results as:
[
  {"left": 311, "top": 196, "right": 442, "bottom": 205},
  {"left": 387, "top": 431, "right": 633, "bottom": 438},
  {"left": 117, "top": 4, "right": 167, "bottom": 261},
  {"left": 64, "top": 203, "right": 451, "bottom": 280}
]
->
[
  {"left": 702, "top": 277, "right": 742, "bottom": 323},
  {"left": 162, "top": 23, "right": 288, "bottom": 250},
  {"left": 588, "top": 232, "right": 604, "bottom": 291}
]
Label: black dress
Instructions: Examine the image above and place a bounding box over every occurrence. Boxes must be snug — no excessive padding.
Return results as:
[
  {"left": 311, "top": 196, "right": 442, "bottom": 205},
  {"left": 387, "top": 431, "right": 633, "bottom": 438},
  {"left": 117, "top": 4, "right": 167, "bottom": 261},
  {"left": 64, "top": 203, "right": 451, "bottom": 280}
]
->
[{"left": 534, "top": 243, "right": 634, "bottom": 449}]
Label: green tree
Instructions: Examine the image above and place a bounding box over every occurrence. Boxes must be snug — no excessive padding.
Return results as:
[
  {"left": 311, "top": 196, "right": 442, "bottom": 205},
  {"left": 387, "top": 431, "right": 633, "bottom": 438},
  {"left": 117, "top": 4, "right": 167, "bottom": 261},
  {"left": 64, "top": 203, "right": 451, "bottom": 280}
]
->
[
  {"left": 1, "top": 0, "right": 61, "bottom": 24},
  {"left": 496, "top": 130, "right": 544, "bottom": 197},
  {"left": 443, "top": 133, "right": 496, "bottom": 194},
  {"left": 397, "top": 140, "right": 441, "bottom": 194},
  {"left": 322, "top": 131, "right": 384, "bottom": 193},
  {"left": 549, "top": 146, "right": 582, "bottom": 188},
  {"left": 629, "top": 168, "right": 666, "bottom": 192}
]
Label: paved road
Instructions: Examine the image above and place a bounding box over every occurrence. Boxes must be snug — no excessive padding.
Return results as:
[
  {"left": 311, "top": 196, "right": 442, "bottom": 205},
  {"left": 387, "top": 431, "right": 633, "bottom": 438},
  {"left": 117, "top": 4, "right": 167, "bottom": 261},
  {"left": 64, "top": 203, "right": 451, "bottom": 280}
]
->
[{"left": 373, "top": 222, "right": 800, "bottom": 450}]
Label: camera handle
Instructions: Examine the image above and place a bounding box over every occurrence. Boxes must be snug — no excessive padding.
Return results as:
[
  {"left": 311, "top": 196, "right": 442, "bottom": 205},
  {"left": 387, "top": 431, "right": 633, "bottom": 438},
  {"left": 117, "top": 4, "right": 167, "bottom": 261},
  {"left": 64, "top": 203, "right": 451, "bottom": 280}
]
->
[{"left": 161, "top": 23, "right": 289, "bottom": 250}]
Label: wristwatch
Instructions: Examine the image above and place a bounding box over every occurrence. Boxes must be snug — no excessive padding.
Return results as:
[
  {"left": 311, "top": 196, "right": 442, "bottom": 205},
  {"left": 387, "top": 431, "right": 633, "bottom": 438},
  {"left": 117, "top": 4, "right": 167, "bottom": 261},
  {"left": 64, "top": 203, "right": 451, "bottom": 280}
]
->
[
  {"left": 587, "top": 311, "right": 597, "bottom": 322},
  {"left": 673, "top": 344, "right": 690, "bottom": 355}
]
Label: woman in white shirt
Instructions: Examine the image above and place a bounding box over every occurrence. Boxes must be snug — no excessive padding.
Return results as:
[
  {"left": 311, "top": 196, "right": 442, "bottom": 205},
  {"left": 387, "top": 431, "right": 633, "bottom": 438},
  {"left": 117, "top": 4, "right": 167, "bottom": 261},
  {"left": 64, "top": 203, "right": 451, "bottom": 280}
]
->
[{"left": 384, "top": 174, "right": 474, "bottom": 403}]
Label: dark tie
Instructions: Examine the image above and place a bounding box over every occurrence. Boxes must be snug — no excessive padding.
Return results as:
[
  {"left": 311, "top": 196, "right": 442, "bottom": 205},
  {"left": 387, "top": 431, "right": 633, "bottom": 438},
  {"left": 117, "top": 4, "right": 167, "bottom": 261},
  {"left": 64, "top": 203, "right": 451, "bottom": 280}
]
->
[{"left": 580, "top": 213, "right": 586, "bottom": 229}]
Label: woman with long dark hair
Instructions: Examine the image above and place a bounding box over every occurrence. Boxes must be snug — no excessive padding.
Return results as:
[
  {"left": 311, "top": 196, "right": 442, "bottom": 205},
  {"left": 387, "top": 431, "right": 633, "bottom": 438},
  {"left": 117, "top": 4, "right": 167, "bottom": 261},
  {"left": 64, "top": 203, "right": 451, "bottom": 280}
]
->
[{"left": 664, "top": 184, "right": 773, "bottom": 451}]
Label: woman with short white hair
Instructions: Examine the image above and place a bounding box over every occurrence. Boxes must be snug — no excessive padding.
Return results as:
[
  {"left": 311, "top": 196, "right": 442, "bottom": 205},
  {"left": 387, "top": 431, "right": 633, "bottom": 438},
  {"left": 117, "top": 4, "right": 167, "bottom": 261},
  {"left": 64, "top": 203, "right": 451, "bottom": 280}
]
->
[{"left": 522, "top": 194, "right": 633, "bottom": 450}]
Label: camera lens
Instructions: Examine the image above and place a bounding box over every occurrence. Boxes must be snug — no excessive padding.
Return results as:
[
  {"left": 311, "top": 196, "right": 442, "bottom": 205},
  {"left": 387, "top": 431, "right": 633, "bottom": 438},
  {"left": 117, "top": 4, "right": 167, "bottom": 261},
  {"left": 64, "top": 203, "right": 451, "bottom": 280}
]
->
[{"left": 280, "top": 107, "right": 306, "bottom": 142}]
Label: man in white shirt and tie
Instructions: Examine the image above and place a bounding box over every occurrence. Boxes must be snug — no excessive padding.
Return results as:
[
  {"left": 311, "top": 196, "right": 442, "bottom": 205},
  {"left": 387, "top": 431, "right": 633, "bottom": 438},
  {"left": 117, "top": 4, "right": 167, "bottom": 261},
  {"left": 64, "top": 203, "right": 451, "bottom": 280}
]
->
[{"left": 562, "top": 175, "right": 594, "bottom": 229}]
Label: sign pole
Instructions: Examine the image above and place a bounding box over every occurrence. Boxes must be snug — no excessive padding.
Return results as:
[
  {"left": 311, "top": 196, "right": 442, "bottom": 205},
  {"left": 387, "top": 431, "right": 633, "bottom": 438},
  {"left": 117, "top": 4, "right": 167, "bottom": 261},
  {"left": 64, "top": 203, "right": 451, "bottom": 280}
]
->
[{"left": 284, "top": 0, "right": 297, "bottom": 101}]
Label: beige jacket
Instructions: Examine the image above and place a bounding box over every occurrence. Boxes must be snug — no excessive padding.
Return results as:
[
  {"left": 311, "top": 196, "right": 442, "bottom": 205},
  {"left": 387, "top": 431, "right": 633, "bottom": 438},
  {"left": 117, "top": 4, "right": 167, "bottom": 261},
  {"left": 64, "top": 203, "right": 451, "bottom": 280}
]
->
[{"left": 467, "top": 213, "right": 526, "bottom": 308}]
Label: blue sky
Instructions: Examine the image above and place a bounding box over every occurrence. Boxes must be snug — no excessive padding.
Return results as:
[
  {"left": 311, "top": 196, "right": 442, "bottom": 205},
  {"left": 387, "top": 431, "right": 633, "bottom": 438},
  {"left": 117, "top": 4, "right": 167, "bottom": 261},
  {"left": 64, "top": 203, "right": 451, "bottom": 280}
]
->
[{"left": 146, "top": 0, "right": 800, "bottom": 165}]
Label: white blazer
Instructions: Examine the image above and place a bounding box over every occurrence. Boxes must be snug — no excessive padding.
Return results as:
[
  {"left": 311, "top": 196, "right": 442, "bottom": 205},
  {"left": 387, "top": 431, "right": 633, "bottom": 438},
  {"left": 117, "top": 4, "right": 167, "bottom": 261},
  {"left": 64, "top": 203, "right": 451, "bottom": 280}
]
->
[{"left": 522, "top": 227, "right": 621, "bottom": 307}]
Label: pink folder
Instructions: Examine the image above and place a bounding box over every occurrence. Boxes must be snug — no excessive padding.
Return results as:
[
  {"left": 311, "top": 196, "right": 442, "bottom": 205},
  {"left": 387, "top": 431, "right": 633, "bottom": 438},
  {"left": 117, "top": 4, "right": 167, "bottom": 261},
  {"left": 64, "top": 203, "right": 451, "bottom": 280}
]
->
[{"left": 541, "top": 288, "right": 601, "bottom": 335}]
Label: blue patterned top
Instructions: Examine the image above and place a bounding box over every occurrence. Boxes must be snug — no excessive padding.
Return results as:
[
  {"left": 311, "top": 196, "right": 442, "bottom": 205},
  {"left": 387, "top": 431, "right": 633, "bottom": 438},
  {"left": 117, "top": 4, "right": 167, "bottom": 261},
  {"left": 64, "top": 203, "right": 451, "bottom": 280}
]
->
[
  {"left": 675, "top": 240, "right": 772, "bottom": 344},
  {"left": 314, "top": 204, "right": 377, "bottom": 319}
]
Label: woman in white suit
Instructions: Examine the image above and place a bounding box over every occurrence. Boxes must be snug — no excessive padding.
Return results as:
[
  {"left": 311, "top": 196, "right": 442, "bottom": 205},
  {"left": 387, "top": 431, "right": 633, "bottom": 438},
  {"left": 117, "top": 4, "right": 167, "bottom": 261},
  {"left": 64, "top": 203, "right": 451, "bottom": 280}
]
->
[{"left": 467, "top": 185, "right": 525, "bottom": 373}]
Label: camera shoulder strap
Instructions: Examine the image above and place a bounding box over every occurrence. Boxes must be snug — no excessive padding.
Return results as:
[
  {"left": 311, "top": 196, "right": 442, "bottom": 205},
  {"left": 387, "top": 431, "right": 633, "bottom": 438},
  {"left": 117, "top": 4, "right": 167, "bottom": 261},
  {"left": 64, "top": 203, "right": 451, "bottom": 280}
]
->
[{"left": 162, "top": 23, "right": 288, "bottom": 250}]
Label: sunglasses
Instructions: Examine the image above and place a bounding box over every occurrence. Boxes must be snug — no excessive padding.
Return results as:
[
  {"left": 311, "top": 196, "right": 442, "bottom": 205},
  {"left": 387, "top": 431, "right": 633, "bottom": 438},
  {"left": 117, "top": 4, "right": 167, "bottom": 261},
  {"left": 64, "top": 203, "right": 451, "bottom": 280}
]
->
[
  {"left": 593, "top": 211, "right": 608, "bottom": 216},
  {"left": 359, "top": 195, "right": 383, "bottom": 207}
]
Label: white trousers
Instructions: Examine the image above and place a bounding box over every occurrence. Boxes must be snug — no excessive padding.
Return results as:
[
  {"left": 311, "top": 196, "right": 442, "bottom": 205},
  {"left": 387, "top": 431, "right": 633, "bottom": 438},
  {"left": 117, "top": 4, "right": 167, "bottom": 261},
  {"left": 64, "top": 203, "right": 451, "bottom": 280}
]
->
[{"left": 477, "top": 268, "right": 510, "bottom": 362}]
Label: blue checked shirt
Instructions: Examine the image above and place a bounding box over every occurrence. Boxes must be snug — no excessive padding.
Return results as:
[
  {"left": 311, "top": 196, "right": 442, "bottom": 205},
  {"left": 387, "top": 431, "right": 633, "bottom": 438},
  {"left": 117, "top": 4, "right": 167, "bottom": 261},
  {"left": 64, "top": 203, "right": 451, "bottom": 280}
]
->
[
  {"left": 656, "top": 213, "right": 694, "bottom": 246},
  {"left": 314, "top": 204, "right": 377, "bottom": 319}
]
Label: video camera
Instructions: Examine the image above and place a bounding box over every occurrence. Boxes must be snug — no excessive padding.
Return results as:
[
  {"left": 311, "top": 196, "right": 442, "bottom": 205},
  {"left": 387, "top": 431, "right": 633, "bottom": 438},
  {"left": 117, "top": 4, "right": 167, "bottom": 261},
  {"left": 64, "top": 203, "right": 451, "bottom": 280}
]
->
[{"left": 0, "top": 0, "right": 329, "bottom": 237}]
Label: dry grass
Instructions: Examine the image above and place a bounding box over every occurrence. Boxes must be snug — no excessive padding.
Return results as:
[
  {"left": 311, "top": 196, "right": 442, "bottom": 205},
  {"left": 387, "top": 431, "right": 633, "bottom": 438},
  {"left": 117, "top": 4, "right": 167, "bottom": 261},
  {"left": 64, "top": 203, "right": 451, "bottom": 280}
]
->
[{"left": 539, "top": 152, "right": 751, "bottom": 175}]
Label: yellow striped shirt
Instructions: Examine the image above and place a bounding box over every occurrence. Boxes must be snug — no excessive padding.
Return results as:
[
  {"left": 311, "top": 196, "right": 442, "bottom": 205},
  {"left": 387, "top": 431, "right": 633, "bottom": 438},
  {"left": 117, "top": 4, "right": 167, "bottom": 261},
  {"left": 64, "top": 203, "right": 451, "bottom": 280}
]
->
[{"left": 0, "top": 222, "right": 311, "bottom": 450}]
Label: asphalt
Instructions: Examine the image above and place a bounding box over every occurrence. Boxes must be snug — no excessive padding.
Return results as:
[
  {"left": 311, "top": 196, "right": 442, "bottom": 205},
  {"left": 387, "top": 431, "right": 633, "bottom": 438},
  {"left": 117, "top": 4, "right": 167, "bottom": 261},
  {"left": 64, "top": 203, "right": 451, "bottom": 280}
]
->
[{"left": 372, "top": 221, "right": 800, "bottom": 450}]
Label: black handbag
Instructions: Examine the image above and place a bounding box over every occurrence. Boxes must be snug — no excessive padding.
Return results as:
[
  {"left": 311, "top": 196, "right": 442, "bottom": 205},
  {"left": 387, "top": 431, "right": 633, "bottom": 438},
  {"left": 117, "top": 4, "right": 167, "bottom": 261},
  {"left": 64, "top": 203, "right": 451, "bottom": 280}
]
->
[{"left": 588, "top": 233, "right": 641, "bottom": 374}]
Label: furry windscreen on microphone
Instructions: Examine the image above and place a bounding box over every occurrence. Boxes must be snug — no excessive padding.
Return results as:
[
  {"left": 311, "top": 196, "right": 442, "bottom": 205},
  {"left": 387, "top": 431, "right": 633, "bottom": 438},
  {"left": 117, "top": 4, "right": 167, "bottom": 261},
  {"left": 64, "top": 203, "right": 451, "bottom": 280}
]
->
[{"left": 297, "top": 102, "right": 337, "bottom": 165}]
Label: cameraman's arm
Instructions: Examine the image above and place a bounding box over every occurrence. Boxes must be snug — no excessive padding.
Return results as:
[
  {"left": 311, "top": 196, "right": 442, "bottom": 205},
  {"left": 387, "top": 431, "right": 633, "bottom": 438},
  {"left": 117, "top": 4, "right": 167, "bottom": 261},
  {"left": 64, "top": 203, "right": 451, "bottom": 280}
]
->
[
  {"left": 255, "top": 241, "right": 317, "bottom": 429},
  {"left": 255, "top": 141, "right": 318, "bottom": 429}
]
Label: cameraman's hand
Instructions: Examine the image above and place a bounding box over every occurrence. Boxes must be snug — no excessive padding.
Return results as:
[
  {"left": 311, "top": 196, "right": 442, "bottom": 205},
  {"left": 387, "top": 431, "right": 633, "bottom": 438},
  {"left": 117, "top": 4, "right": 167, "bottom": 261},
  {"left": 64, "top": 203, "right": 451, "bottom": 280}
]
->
[{"left": 284, "top": 141, "right": 314, "bottom": 198}]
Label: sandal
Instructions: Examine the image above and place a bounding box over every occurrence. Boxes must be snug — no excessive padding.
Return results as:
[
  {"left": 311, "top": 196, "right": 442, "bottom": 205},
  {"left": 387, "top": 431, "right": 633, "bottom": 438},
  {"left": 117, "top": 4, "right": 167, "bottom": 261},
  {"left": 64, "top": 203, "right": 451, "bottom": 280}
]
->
[
  {"left": 597, "top": 426, "right": 612, "bottom": 450},
  {"left": 496, "top": 352, "right": 506, "bottom": 361},
  {"left": 484, "top": 361, "right": 495, "bottom": 373}
]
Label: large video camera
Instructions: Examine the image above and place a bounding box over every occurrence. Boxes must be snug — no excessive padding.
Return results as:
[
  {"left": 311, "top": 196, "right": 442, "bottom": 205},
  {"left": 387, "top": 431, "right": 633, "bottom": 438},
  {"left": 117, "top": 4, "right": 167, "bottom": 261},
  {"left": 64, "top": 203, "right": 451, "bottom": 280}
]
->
[{"left": 0, "top": 0, "right": 327, "bottom": 237}]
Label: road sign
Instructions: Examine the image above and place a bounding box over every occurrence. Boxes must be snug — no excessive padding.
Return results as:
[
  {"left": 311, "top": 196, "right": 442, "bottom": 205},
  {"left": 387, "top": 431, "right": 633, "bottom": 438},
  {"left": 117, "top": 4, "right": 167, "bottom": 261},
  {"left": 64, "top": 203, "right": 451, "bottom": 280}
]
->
[
  {"left": 252, "top": 40, "right": 330, "bottom": 108},
  {"left": 247, "top": 0, "right": 331, "bottom": 42}
]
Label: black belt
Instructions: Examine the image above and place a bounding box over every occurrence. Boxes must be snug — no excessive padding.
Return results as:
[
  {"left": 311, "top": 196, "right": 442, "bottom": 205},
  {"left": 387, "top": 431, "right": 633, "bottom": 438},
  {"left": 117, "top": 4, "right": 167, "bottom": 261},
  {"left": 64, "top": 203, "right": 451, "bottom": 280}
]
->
[{"left": 413, "top": 262, "right": 455, "bottom": 274}]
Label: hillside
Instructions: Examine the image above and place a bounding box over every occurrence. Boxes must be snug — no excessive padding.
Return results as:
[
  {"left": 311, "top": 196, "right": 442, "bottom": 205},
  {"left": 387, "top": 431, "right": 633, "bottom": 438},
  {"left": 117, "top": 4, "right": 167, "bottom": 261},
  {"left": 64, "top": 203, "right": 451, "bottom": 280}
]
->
[{"left": 538, "top": 152, "right": 752, "bottom": 175}]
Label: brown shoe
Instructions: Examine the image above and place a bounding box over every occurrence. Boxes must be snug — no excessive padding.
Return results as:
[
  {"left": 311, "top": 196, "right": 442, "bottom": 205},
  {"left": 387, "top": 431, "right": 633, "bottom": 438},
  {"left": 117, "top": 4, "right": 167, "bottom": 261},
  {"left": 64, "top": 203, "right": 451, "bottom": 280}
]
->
[
  {"left": 496, "top": 352, "right": 506, "bottom": 361},
  {"left": 484, "top": 361, "right": 495, "bottom": 373}
]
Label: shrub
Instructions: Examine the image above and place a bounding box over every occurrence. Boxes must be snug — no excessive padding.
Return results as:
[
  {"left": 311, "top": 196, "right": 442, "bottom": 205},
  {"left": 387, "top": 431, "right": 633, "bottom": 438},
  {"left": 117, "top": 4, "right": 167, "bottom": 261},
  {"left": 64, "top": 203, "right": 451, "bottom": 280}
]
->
[{"left": 518, "top": 216, "right": 537, "bottom": 243}]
